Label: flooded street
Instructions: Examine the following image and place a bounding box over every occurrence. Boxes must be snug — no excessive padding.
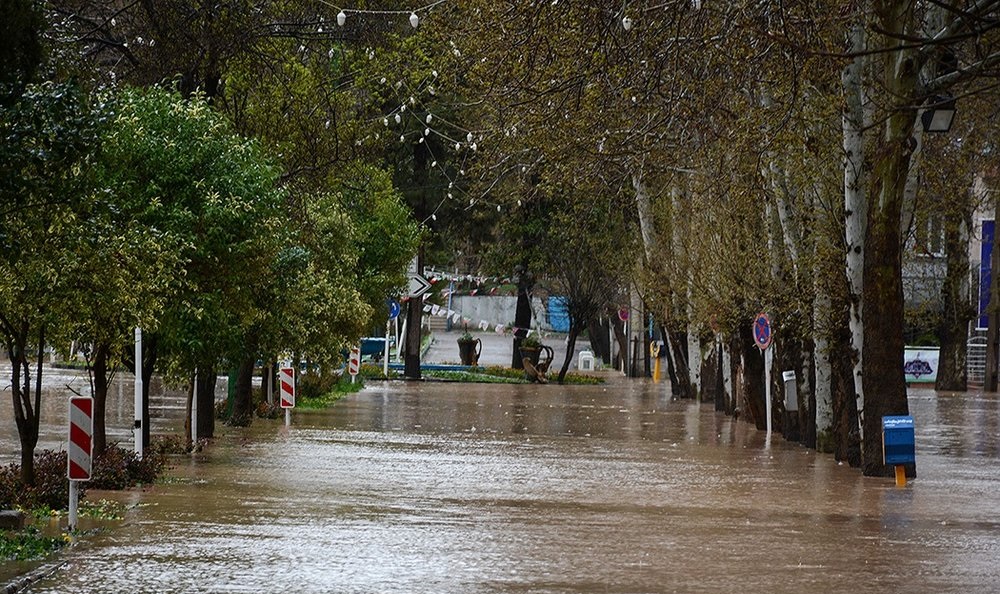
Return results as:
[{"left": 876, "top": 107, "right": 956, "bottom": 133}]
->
[{"left": 5, "top": 375, "right": 1000, "bottom": 593}]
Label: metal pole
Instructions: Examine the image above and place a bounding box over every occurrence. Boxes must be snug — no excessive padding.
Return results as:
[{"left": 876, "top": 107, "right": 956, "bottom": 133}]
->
[
  {"left": 68, "top": 480, "right": 79, "bottom": 531},
  {"left": 397, "top": 318, "right": 408, "bottom": 362},
  {"left": 134, "top": 327, "right": 143, "bottom": 460},
  {"left": 191, "top": 370, "right": 198, "bottom": 448},
  {"left": 383, "top": 319, "right": 391, "bottom": 377},
  {"left": 266, "top": 363, "right": 273, "bottom": 405},
  {"left": 764, "top": 347, "right": 773, "bottom": 438},
  {"left": 285, "top": 408, "right": 290, "bottom": 427}
]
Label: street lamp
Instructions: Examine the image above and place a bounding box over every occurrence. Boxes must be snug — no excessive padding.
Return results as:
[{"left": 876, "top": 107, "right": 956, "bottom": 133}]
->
[{"left": 921, "top": 94, "right": 957, "bottom": 133}]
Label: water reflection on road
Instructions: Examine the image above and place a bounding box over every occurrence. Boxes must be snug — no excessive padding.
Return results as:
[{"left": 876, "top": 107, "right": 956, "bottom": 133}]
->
[{"left": 15, "top": 379, "right": 1000, "bottom": 593}]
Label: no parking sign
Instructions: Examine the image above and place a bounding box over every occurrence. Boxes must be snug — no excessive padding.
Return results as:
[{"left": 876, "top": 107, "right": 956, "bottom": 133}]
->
[{"left": 753, "top": 312, "right": 772, "bottom": 350}]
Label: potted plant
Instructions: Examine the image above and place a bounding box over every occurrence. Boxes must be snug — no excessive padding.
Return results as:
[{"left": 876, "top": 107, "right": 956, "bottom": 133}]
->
[
  {"left": 457, "top": 330, "right": 481, "bottom": 366},
  {"left": 518, "top": 333, "right": 544, "bottom": 367},
  {"left": 519, "top": 332, "right": 554, "bottom": 382}
]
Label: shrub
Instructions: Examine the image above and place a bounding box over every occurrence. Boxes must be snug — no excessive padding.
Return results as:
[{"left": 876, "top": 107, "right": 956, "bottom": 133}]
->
[
  {"left": 255, "top": 400, "right": 282, "bottom": 419},
  {"left": 89, "top": 444, "right": 165, "bottom": 490},
  {"left": 298, "top": 369, "right": 340, "bottom": 399},
  {"left": 0, "top": 450, "right": 76, "bottom": 510}
]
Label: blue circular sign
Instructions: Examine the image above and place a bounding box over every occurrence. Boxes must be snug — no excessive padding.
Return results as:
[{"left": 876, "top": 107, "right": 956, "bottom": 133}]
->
[
  {"left": 388, "top": 299, "right": 401, "bottom": 320},
  {"left": 753, "top": 312, "right": 772, "bottom": 350}
]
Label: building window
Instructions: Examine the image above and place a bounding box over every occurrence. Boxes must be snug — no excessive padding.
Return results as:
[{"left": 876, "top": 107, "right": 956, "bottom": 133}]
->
[{"left": 913, "top": 213, "right": 945, "bottom": 257}]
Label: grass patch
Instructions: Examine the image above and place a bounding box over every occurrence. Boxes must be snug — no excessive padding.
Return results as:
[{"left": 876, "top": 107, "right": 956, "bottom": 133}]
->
[
  {"left": 423, "top": 365, "right": 604, "bottom": 385},
  {"left": 0, "top": 526, "right": 65, "bottom": 561},
  {"left": 80, "top": 498, "right": 128, "bottom": 521},
  {"left": 296, "top": 376, "right": 364, "bottom": 409},
  {"left": 423, "top": 370, "right": 529, "bottom": 384}
]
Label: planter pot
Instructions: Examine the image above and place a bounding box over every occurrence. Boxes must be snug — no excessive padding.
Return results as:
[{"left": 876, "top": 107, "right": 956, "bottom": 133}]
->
[
  {"left": 458, "top": 338, "right": 481, "bottom": 366},
  {"left": 519, "top": 346, "right": 541, "bottom": 367}
]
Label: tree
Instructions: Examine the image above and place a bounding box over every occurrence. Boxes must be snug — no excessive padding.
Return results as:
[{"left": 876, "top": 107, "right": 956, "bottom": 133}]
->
[{"left": 0, "top": 81, "right": 98, "bottom": 484}]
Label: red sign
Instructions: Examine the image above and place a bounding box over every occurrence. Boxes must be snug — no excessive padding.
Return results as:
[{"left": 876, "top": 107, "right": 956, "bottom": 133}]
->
[
  {"left": 279, "top": 367, "right": 295, "bottom": 409},
  {"left": 348, "top": 348, "right": 361, "bottom": 376},
  {"left": 753, "top": 312, "right": 773, "bottom": 350},
  {"left": 68, "top": 397, "right": 93, "bottom": 481}
]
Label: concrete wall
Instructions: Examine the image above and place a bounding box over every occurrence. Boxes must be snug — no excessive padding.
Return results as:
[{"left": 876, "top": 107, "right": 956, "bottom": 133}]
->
[{"left": 448, "top": 296, "right": 555, "bottom": 332}]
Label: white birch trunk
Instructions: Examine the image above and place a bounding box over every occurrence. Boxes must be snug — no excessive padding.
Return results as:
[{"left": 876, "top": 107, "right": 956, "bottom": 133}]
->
[
  {"left": 632, "top": 172, "right": 656, "bottom": 379},
  {"left": 687, "top": 292, "right": 701, "bottom": 397},
  {"left": 814, "top": 289, "right": 834, "bottom": 450},
  {"left": 633, "top": 173, "right": 657, "bottom": 263},
  {"left": 843, "top": 21, "right": 867, "bottom": 440}
]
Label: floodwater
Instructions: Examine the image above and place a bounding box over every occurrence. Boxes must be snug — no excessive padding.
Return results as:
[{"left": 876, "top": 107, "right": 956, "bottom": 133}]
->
[{"left": 4, "top": 372, "right": 1000, "bottom": 593}]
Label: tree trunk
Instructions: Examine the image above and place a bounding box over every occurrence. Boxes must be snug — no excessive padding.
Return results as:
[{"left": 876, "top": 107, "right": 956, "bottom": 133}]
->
[
  {"left": 8, "top": 322, "right": 42, "bottom": 486},
  {"left": 196, "top": 366, "right": 217, "bottom": 439},
  {"left": 511, "top": 264, "right": 534, "bottom": 369},
  {"left": 588, "top": 317, "right": 610, "bottom": 364},
  {"left": 739, "top": 321, "right": 766, "bottom": 429},
  {"left": 861, "top": 1, "right": 920, "bottom": 477},
  {"left": 229, "top": 355, "right": 255, "bottom": 426},
  {"left": 404, "top": 296, "right": 423, "bottom": 379},
  {"left": 667, "top": 330, "right": 693, "bottom": 398},
  {"left": 91, "top": 342, "right": 111, "bottom": 458},
  {"left": 935, "top": 202, "right": 972, "bottom": 391},
  {"left": 842, "top": 18, "right": 868, "bottom": 449},
  {"left": 556, "top": 326, "right": 580, "bottom": 384}
]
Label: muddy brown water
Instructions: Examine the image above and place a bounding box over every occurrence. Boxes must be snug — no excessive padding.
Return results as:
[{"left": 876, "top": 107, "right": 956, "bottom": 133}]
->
[{"left": 3, "top": 372, "right": 1000, "bottom": 593}]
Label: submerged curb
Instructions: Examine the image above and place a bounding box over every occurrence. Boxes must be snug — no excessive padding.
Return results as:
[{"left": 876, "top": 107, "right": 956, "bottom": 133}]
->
[{"left": 4, "top": 562, "right": 65, "bottom": 594}]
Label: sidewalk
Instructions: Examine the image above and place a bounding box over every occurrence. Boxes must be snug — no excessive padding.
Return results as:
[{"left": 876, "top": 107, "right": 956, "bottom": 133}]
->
[{"left": 423, "top": 329, "right": 585, "bottom": 371}]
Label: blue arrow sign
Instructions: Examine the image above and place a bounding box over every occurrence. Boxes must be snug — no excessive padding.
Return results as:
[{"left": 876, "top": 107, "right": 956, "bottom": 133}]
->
[{"left": 388, "top": 299, "right": 401, "bottom": 320}]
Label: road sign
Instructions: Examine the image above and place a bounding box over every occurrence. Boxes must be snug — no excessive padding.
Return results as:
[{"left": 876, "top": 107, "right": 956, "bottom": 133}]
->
[
  {"left": 408, "top": 274, "right": 432, "bottom": 298},
  {"left": 68, "top": 396, "right": 93, "bottom": 481},
  {"left": 348, "top": 348, "right": 361, "bottom": 376},
  {"left": 618, "top": 308, "right": 630, "bottom": 322},
  {"left": 753, "top": 312, "right": 772, "bottom": 350},
  {"left": 388, "top": 299, "right": 401, "bottom": 320},
  {"left": 279, "top": 367, "right": 295, "bottom": 409}
]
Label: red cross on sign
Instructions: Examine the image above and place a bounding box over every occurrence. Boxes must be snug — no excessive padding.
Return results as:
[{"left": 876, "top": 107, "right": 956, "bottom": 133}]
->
[{"left": 753, "top": 312, "right": 773, "bottom": 350}]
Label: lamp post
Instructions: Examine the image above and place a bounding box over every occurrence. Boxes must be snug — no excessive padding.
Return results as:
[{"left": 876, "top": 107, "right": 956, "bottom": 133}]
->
[
  {"left": 511, "top": 264, "right": 534, "bottom": 369},
  {"left": 920, "top": 94, "right": 957, "bottom": 133}
]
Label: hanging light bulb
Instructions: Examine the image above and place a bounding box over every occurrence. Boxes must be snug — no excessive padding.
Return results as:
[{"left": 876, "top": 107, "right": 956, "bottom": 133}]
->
[
  {"left": 424, "top": 127, "right": 430, "bottom": 136},
  {"left": 400, "top": 135, "right": 406, "bottom": 142},
  {"left": 394, "top": 113, "right": 401, "bottom": 124},
  {"left": 425, "top": 114, "right": 433, "bottom": 124},
  {"left": 383, "top": 118, "right": 389, "bottom": 127},
  {"left": 409, "top": 12, "right": 419, "bottom": 28},
  {"left": 497, "top": 205, "right": 501, "bottom": 212},
  {"left": 622, "top": 15, "right": 633, "bottom": 31},
  {"left": 517, "top": 199, "right": 522, "bottom": 207},
  {"left": 431, "top": 161, "right": 437, "bottom": 167},
  {"left": 337, "top": 11, "right": 346, "bottom": 26},
  {"left": 431, "top": 213, "right": 437, "bottom": 221},
  {"left": 466, "top": 132, "right": 474, "bottom": 142},
  {"left": 455, "top": 142, "right": 461, "bottom": 151},
  {"left": 400, "top": 104, "right": 406, "bottom": 112},
  {"left": 470, "top": 142, "right": 477, "bottom": 151}
]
